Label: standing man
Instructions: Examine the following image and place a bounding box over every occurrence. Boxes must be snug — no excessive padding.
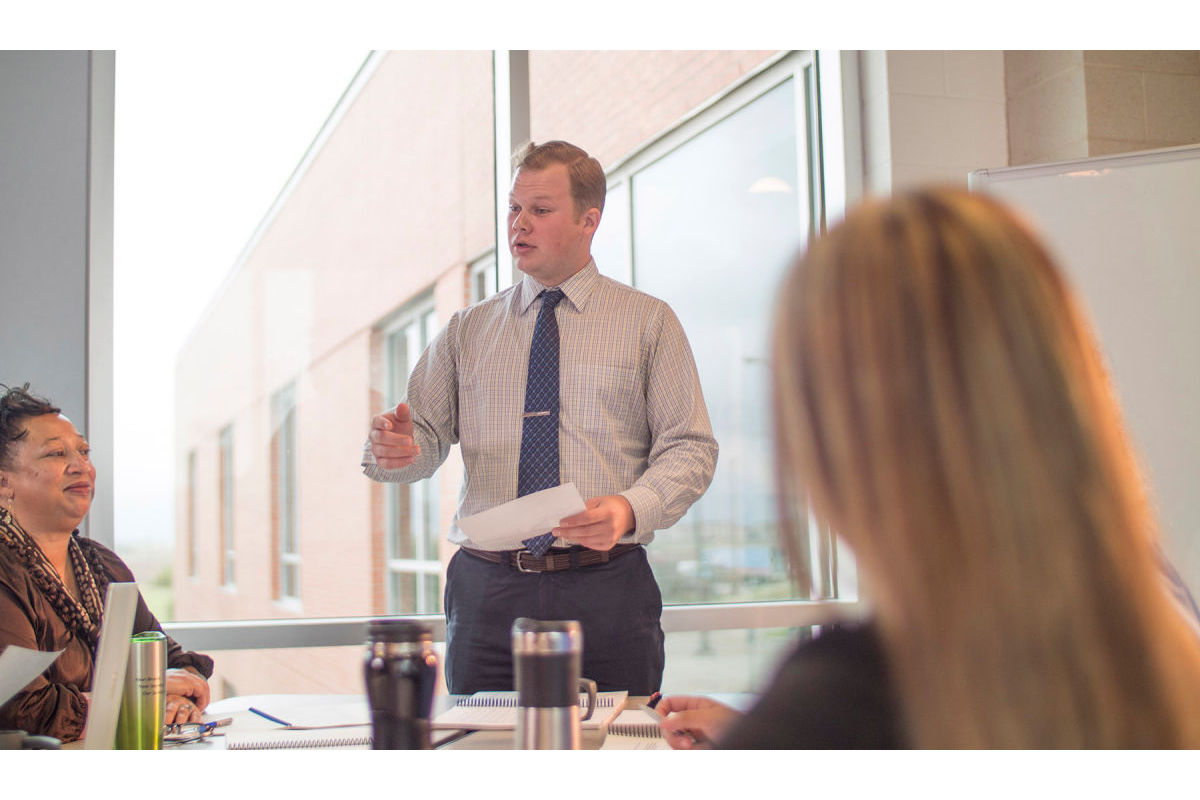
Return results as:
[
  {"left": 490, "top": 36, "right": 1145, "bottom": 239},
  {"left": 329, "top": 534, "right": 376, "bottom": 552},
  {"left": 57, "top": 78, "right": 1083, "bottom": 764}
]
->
[{"left": 363, "top": 140, "right": 717, "bottom": 695}]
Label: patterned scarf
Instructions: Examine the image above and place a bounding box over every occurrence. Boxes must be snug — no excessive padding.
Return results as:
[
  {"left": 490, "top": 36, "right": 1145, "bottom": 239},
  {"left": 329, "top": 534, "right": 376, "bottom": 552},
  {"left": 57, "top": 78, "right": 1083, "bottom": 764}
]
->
[{"left": 0, "top": 506, "right": 112, "bottom": 646}]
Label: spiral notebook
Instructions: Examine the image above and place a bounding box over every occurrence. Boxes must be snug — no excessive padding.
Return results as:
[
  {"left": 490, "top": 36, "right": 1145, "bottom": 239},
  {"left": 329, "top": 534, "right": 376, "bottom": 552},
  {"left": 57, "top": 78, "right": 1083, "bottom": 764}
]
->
[
  {"left": 224, "top": 724, "right": 500, "bottom": 750},
  {"left": 599, "top": 710, "right": 671, "bottom": 750},
  {"left": 225, "top": 725, "right": 374, "bottom": 750},
  {"left": 432, "top": 690, "right": 627, "bottom": 730}
]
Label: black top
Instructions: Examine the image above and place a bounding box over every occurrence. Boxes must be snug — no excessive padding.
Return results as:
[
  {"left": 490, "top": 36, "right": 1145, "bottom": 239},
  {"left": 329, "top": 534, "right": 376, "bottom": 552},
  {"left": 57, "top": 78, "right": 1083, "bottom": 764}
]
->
[{"left": 718, "top": 623, "right": 906, "bottom": 749}]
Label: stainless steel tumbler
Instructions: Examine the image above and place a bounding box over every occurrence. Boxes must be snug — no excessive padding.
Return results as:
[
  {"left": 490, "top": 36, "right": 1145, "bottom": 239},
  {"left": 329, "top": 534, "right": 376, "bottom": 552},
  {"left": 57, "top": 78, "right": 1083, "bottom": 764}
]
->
[
  {"left": 114, "top": 630, "right": 166, "bottom": 750},
  {"left": 511, "top": 618, "right": 597, "bottom": 750}
]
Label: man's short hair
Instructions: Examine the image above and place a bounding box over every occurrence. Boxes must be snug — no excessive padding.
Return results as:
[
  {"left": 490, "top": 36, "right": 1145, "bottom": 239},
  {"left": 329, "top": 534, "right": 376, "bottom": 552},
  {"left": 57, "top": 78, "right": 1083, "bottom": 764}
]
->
[{"left": 513, "top": 141, "right": 606, "bottom": 219}]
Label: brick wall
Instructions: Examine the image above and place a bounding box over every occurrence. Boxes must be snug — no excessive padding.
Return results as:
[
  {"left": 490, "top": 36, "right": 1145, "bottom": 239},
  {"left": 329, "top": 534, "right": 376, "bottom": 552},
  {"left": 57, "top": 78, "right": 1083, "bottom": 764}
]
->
[{"left": 529, "top": 51, "right": 779, "bottom": 168}]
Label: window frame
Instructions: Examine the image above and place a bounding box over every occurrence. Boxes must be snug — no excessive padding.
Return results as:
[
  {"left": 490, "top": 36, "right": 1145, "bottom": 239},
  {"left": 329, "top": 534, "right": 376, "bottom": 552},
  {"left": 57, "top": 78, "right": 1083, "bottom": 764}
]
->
[
  {"left": 163, "top": 598, "right": 861, "bottom": 651},
  {"left": 381, "top": 300, "right": 441, "bottom": 614},
  {"left": 272, "top": 382, "right": 301, "bottom": 606},
  {"left": 468, "top": 250, "right": 497, "bottom": 304},
  {"left": 186, "top": 448, "right": 197, "bottom": 578},
  {"left": 218, "top": 424, "right": 235, "bottom": 588}
]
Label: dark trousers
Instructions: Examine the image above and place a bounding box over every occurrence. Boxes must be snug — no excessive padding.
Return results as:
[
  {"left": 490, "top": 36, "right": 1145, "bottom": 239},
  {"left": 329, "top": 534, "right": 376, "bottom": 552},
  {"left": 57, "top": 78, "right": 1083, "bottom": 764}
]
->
[{"left": 443, "top": 545, "right": 665, "bottom": 695}]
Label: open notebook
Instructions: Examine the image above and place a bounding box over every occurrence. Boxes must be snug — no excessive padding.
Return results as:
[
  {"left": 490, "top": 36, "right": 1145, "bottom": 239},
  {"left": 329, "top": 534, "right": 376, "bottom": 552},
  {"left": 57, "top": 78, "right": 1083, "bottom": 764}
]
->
[
  {"left": 432, "top": 690, "right": 627, "bottom": 730},
  {"left": 223, "top": 725, "right": 472, "bottom": 750}
]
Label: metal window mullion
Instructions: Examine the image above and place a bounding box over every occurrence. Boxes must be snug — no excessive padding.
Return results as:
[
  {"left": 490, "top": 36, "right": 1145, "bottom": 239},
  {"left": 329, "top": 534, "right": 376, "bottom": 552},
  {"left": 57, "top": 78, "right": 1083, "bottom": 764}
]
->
[
  {"left": 163, "top": 600, "right": 862, "bottom": 652},
  {"left": 494, "top": 50, "right": 529, "bottom": 290}
]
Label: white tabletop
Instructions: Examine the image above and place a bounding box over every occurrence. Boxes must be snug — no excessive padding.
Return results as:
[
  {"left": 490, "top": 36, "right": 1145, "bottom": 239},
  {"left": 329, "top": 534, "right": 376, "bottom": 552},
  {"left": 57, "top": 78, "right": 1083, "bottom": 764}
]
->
[{"left": 130, "top": 691, "right": 754, "bottom": 751}]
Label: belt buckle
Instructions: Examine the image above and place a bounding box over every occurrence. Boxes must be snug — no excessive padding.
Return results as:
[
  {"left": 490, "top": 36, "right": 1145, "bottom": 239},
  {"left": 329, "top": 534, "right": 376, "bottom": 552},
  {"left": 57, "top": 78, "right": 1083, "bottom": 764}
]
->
[{"left": 514, "top": 549, "right": 541, "bottom": 573}]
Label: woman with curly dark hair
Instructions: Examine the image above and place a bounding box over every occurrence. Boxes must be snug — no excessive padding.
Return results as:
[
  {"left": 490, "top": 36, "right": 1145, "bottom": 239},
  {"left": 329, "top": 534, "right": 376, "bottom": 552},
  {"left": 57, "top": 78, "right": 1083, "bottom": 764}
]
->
[{"left": 0, "top": 384, "right": 213, "bottom": 742}]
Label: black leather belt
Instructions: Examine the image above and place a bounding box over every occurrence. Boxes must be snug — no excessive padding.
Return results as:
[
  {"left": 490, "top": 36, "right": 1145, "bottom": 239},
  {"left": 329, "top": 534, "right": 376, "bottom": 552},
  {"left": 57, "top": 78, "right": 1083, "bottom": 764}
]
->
[{"left": 460, "top": 543, "right": 640, "bottom": 573}]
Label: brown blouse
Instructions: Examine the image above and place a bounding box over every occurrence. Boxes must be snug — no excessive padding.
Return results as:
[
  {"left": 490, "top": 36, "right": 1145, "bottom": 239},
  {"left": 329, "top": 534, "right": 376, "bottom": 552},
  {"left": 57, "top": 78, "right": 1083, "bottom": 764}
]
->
[{"left": 0, "top": 536, "right": 214, "bottom": 742}]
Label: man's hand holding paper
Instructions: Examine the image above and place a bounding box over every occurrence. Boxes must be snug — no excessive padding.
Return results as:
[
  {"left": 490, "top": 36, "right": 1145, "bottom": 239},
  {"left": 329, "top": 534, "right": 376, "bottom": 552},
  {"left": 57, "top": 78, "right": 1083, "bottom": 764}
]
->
[
  {"left": 552, "top": 495, "right": 635, "bottom": 551},
  {"left": 456, "top": 483, "right": 587, "bottom": 549}
]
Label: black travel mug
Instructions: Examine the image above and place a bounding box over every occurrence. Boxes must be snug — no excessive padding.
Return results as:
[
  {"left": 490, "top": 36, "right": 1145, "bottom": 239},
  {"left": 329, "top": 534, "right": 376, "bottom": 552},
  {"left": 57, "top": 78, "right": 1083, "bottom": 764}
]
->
[{"left": 363, "top": 619, "right": 438, "bottom": 749}]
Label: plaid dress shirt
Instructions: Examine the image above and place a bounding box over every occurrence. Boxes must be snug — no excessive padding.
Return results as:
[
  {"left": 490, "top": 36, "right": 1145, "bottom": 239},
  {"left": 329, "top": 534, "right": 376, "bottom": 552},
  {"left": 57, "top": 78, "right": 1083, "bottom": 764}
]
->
[{"left": 362, "top": 260, "right": 718, "bottom": 549}]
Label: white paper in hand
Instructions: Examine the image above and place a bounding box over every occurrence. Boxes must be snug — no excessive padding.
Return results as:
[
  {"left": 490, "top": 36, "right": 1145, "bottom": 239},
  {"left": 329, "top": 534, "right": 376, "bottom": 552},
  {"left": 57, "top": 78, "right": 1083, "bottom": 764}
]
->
[{"left": 456, "top": 483, "right": 587, "bottom": 549}]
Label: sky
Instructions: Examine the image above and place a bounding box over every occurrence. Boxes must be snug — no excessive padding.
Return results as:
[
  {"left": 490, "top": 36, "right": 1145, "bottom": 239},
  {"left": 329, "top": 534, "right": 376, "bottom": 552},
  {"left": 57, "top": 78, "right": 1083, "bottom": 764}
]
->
[{"left": 112, "top": 49, "right": 370, "bottom": 551}]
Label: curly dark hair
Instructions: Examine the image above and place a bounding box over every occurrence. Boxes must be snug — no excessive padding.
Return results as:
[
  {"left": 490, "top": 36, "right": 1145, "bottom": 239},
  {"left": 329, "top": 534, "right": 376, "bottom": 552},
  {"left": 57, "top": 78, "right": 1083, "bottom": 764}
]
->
[{"left": 0, "top": 384, "right": 61, "bottom": 470}]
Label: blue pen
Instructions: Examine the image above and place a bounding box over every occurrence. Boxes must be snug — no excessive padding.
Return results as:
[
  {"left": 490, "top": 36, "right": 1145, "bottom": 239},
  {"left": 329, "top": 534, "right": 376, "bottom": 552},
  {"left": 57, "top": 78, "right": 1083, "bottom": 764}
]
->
[{"left": 248, "top": 707, "right": 292, "bottom": 726}]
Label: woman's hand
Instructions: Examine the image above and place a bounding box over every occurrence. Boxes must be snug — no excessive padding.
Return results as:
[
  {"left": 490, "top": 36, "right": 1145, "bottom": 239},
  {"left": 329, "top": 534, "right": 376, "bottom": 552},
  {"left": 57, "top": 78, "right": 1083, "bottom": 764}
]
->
[
  {"left": 164, "top": 693, "right": 203, "bottom": 725},
  {"left": 656, "top": 695, "right": 742, "bottom": 749},
  {"left": 162, "top": 667, "right": 210, "bottom": 725},
  {"left": 165, "top": 667, "right": 210, "bottom": 708}
]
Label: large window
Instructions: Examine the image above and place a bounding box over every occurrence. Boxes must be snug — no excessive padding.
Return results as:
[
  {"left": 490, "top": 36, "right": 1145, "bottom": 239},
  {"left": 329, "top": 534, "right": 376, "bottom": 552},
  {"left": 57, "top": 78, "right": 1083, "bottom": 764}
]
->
[
  {"left": 384, "top": 306, "right": 441, "bottom": 614},
  {"left": 140, "top": 51, "right": 856, "bottom": 699},
  {"left": 591, "top": 62, "right": 855, "bottom": 607},
  {"left": 637, "top": 81, "right": 798, "bottom": 603}
]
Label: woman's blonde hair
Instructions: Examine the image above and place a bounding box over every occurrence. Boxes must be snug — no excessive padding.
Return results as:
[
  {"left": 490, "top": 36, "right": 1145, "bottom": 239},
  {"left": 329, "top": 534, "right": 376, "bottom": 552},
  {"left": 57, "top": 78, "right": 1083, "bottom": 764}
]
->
[{"left": 772, "top": 187, "right": 1200, "bottom": 747}]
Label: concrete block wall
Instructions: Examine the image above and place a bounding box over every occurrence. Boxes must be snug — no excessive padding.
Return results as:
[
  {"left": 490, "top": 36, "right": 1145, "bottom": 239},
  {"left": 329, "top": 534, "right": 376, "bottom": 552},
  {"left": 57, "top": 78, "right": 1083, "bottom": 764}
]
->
[
  {"left": 1005, "top": 50, "right": 1200, "bottom": 165},
  {"left": 860, "top": 50, "right": 1009, "bottom": 195}
]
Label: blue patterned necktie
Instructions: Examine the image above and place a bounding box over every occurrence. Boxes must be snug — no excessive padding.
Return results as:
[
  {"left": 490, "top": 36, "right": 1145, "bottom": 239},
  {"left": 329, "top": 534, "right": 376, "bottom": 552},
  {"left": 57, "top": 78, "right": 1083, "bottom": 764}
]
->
[{"left": 518, "top": 289, "right": 565, "bottom": 556}]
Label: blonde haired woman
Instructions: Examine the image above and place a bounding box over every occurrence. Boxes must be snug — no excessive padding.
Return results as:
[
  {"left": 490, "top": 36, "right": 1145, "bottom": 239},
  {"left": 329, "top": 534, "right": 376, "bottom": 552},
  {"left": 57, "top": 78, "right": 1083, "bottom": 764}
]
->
[{"left": 658, "top": 187, "right": 1200, "bottom": 748}]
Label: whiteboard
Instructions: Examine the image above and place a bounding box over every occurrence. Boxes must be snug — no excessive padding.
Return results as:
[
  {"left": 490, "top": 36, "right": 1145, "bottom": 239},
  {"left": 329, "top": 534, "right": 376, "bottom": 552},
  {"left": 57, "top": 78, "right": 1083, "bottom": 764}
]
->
[{"left": 970, "top": 144, "right": 1200, "bottom": 595}]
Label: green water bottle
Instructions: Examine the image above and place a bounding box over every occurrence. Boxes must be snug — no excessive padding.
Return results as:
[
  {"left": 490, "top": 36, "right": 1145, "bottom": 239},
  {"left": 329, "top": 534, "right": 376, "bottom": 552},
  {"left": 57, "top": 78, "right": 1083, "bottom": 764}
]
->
[{"left": 114, "top": 631, "right": 166, "bottom": 749}]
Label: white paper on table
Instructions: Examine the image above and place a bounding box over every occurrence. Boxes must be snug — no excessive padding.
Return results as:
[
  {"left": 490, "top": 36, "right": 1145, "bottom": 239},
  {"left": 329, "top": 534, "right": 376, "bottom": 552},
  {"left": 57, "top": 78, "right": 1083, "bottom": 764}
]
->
[
  {"left": 269, "top": 697, "right": 371, "bottom": 728},
  {"left": 456, "top": 483, "right": 586, "bottom": 549},
  {"left": 0, "top": 645, "right": 64, "bottom": 706}
]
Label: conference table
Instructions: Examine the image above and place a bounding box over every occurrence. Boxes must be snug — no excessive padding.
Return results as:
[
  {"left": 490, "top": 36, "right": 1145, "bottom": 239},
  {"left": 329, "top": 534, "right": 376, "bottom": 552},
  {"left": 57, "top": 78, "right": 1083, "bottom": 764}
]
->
[{"left": 160, "top": 691, "right": 753, "bottom": 750}]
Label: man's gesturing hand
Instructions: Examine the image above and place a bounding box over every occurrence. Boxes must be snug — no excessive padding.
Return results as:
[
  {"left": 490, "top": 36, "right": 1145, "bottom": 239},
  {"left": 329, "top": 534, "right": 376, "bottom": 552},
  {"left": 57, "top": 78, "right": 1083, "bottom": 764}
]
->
[
  {"left": 369, "top": 403, "right": 422, "bottom": 470},
  {"left": 553, "top": 495, "right": 635, "bottom": 551}
]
